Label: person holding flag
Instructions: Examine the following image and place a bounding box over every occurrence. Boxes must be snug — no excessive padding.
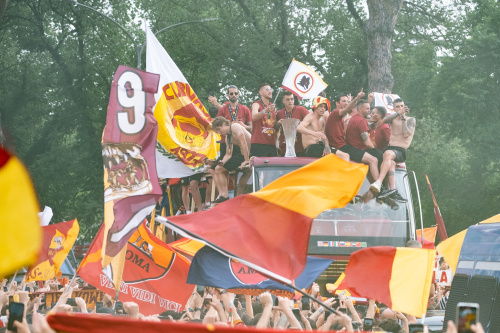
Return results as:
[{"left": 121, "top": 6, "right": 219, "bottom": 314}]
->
[{"left": 250, "top": 83, "right": 277, "bottom": 157}]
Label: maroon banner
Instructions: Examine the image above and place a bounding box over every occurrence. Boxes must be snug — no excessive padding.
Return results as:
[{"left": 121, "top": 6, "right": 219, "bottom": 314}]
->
[
  {"left": 101, "top": 65, "right": 162, "bottom": 262},
  {"left": 426, "top": 175, "right": 448, "bottom": 241}
]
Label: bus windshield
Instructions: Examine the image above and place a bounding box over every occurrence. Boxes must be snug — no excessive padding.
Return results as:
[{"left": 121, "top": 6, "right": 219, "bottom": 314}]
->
[{"left": 252, "top": 164, "right": 412, "bottom": 256}]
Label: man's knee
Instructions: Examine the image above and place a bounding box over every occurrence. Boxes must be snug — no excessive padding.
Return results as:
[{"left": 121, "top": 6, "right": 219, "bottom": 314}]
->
[
  {"left": 336, "top": 151, "right": 349, "bottom": 160},
  {"left": 215, "top": 165, "right": 226, "bottom": 174},
  {"left": 383, "top": 150, "right": 396, "bottom": 161}
]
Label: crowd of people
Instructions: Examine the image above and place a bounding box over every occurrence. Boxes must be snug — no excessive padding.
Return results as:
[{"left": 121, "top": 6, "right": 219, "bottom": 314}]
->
[
  {"left": 0, "top": 274, "right": 485, "bottom": 333},
  {"left": 174, "top": 83, "right": 416, "bottom": 212}
]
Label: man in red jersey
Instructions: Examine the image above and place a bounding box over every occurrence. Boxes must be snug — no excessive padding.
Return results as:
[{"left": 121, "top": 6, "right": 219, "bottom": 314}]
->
[
  {"left": 275, "top": 90, "right": 310, "bottom": 156},
  {"left": 324, "top": 89, "right": 365, "bottom": 160},
  {"left": 343, "top": 99, "right": 382, "bottom": 181},
  {"left": 369, "top": 106, "right": 391, "bottom": 150},
  {"left": 250, "top": 83, "right": 277, "bottom": 157}
]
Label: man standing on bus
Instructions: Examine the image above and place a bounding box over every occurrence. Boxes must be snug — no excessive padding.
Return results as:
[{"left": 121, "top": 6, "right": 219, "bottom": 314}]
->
[
  {"left": 250, "top": 83, "right": 277, "bottom": 157},
  {"left": 370, "top": 99, "right": 416, "bottom": 202}
]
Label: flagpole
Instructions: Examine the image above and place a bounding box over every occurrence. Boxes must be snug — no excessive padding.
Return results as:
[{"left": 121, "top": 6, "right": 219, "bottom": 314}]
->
[
  {"left": 283, "top": 282, "right": 341, "bottom": 316},
  {"left": 273, "top": 87, "right": 282, "bottom": 105},
  {"left": 113, "top": 289, "right": 120, "bottom": 310},
  {"left": 65, "top": 270, "right": 78, "bottom": 293},
  {"left": 8, "top": 271, "right": 18, "bottom": 291}
]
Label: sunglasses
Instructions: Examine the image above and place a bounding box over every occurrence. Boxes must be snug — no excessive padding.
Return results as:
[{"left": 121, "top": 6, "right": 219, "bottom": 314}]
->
[
  {"left": 265, "top": 88, "right": 274, "bottom": 92},
  {"left": 228, "top": 92, "right": 239, "bottom": 96}
]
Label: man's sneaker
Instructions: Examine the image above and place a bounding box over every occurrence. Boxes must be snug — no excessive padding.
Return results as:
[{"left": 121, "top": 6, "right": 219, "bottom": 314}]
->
[
  {"left": 213, "top": 196, "right": 229, "bottom": 204},
  {"left": 370, "top": 180, "right": 381, "bottom": 193},
  {"left": 378, "top": 188, "right": 396, "bottom": 199},
  {"left": 390, "top": 191, "right": 407, "bottom": 203}
]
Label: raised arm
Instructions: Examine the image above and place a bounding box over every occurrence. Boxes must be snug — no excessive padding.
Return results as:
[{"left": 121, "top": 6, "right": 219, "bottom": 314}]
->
[
  {"left": 251, "top": 102, "right": 265, "bottom": 121},
  {"left": 339, "top": 89, "right": 365, "bottom": 117}
]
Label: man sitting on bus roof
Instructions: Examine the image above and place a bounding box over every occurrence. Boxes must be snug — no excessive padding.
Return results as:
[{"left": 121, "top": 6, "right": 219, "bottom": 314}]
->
[
  {"left": 211, "top": 117, "right": 252, "bottom": 203},
  {"left": 370, "top": 98, "right": 416, "bottom": 202},
  {"left": 297, "top": 97, "right": 349, "bottom": 160}
]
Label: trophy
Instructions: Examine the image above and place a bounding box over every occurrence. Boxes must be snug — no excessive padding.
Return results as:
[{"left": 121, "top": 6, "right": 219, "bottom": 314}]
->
[{"left": 281, "top": 118, "right": 300, "bottom": 157}]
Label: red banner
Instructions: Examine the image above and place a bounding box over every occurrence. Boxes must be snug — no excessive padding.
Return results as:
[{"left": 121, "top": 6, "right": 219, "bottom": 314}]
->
[{"left": 78, "top": 222, "right": 193, "bottom": 315}]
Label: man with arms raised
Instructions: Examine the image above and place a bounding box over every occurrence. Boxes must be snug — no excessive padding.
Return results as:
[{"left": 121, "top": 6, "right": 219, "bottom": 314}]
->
[
  {"left": 325, "top": 89, "right": 365, "bottom": 160},
  {"left": 370, "top": 99, "right": 415, "bottom": 202},
  {"left": 276, "top": 90, "right": 310, "bottom": 156},
  {"left": 250, "top": 83, "right": 277, "bottom": 157},
  {"left": 211, "top": 117, "right": 252, "bottom": 203}
]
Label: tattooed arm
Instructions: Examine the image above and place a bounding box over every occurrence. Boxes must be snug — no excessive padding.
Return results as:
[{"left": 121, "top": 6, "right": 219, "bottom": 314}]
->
[
  {"left": 361, "top": 131, "right": 375, "bottom": 149},
  {"left": 402, "top": 117, "right": 416, "bottom": 138}
]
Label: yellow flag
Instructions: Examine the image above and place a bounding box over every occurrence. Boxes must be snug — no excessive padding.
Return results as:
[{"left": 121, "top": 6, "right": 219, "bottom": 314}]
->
[{"left": 0, "top": 148, "right": 41, "bottom": 276}]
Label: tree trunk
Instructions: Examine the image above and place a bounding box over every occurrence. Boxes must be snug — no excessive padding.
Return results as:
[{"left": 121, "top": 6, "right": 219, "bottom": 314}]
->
[
  {"left": 0, "top": 0, "right": 7, "bottom": 21},
  {"left": 365, "top": 0, "right": 403, "bottom": 93}
]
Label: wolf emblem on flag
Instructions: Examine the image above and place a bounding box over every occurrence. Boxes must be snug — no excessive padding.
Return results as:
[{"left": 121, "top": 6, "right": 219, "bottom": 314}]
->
[{"left": 103, "top": 143, "right": 153, "bottom": 202}]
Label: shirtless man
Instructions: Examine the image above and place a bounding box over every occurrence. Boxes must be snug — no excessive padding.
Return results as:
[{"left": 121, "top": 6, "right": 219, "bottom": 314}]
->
[
  {"left": 297, "top": 97, "right": 349, "bottom": 161},
  {"left": 370, "top": 99, "right": 416, "bottom": 202},
  {"left": 211, "top": 116, "right": 252, "bottom": 203}
]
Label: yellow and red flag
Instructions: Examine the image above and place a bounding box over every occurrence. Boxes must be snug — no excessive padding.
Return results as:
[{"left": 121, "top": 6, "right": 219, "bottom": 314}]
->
[
  {"left": 78, "top": 221, "right": 193, "bottom": 315},
  {"left": 342, "top": 246, "right": 435, "bottom": 317},
  {"left": 26, "top": 219, "right": 79, "bottom": 282},
  {"left": 168, "top": 238, "right": 204, "bottom": 258},
  {"left": 416, "top": 226, "right": 438, "bottom": 249},
  {"left": 159, "top": 154, "right": 367, "bottom": 283},
  {"left": 0, "top": 146, "right": 41, "bottom": 276},
  {"left": 326, "top": 273, "right": 351, "bottom": 296},
  {"left": 146, "top": 25, "right": 218, "bottom": 178}
]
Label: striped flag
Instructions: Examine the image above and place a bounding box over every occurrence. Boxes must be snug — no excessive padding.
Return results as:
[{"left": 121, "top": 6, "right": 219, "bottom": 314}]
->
[
  {"left": 341, "top": 246, "right": 435, "bottom": 317},
  {"left": 159, "top": 154, "right": 367, "bottom": 283},
  {"left": 146, "top": 25, "right": 218, "bottom": 178}
]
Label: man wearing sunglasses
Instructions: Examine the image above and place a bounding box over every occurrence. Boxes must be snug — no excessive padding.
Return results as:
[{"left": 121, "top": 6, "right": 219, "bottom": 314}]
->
[
  {"left": 250, "top": 83, "right": 277, "bottom": 157},
  {"left": 209, "top": 85, "right": 252, "bottom": 169}
]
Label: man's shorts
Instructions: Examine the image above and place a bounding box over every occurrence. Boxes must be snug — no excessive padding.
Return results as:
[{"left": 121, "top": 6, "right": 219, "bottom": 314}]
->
[
  {"left": 250, "top": 143, "right": 277, "bottom": 157},
  {"left": 221, "top": 145, "right": 245, "bottom": 172},
  {"left": 211, "top": 143, "right": 227, "bottom": 170},
  {"left": 339, "top": 145, "right": 365, "bottom": 163},
  {"left": 179, "top": 173, "right": 204, "bottom": 185},
  {"left": 384, "top": 146, "right": 407, "bottom": 163},
  {"left": 303, "top": 142, "right": 324, "bottom": 158},
  {"left": 364, "top": 148, "right": 383, "bottom": 167}
]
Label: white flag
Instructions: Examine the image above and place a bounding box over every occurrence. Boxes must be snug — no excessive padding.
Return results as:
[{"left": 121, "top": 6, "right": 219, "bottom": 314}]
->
[
  {"left": 373, "top": 93, "right": 401, "bottom": 113},
  {"left": 281, "top": 59, "right": 328, "bottom": 99},
  {"left": 146, "top": 24, "right": 218, "bottom": 178}
]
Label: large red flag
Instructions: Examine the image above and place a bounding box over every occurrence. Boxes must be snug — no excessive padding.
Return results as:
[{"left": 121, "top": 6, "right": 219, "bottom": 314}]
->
[
  {"left": 26, "top": 219, "right": 79, "bottom": 282},
  {"left": 78, "top": 222, "right": 193, "bottom": 315},
  {"left": 158, "top": 155, "right": 367, "bottom": 283},
  {"left": 101, "top": 65, "right": 162, "bottom": 273}
]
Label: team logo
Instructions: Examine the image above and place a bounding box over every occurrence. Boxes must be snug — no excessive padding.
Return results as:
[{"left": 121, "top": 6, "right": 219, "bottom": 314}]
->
[
  {"left": 47, "top": 230, "right": 66, "bottom": 265},
  {"left": 294, "top": 72, "right": 314, "bottom": 93},
  {"left": 122, "top": 243, "right": 174, "bottom": 284},
  {"left": 229, "top": 259, "right": 268, "bottom": 285},
  {"left": 102, "top": 142, "right": 152, "bottom": 202},
  {"left": 380, "top": 94, "right": 399, "bottom": 112}
]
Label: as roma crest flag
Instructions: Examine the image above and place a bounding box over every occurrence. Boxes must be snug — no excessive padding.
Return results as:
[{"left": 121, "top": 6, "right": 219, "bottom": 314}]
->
[
  {"left": 281, "top": 59, "right": 328, "bottom": 99},
  {"left": 373, "top": 92, "right": 401, "bottom": 113},
  {"left": 26, "top": 219, "right": 79, "bottom": 282},
  {"left": 78, "top": 221, "right": 193, "bottom": 315},
  {"left": 341, "top": 246, "right": 435, "bottom": 317},
  {"left": 0, "top": 147, "right": 41, "bottom": 276},
  {"left": 187, "top": 246, "right": 332, "bottom": 298},
  {"left": 101, "top": 65, "right": 162, "bottom": 268},
  {"left": 158, "top": 154, "right": 367, "bottom": 283},
  {"left": 146, "top": 25, "right": 218, "bottom": 178}
]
